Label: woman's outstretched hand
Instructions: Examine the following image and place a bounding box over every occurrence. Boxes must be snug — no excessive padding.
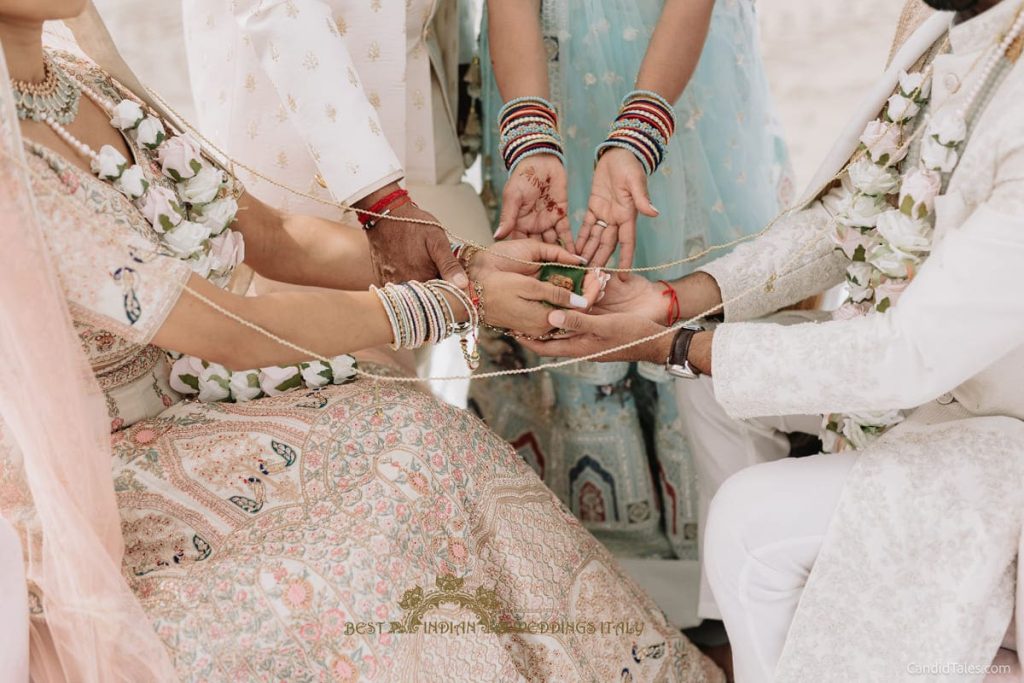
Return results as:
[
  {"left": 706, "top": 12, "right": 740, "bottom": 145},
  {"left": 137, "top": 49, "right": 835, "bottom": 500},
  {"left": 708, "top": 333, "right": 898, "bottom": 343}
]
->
[
  {"left": 576, "top": 148, "right": 659, "bottom": 275},
  {"left": 493, "top": 154, "right": 573, "bottom": 249}
]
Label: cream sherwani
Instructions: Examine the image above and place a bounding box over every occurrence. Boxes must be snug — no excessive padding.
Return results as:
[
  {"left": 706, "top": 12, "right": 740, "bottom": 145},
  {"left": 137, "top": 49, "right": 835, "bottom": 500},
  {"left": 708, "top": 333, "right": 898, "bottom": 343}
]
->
[
  {"left": 699, "top": 3, "right": 1024, "bottom": 680},
  {"left": 181, "top": 0, "right": 490, "bottom": 244}
]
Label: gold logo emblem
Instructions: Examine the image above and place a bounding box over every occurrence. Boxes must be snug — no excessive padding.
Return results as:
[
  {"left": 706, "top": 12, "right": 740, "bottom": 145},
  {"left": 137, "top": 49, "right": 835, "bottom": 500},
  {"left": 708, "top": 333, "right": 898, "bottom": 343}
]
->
[{"left": 390, "top": 575, "right": 516, "bottom": 634}]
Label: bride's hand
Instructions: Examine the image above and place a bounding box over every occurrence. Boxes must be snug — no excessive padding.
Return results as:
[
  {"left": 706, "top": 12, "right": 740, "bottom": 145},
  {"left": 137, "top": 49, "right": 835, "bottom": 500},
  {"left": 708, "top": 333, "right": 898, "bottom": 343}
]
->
[
  {"left": 470, "top": 238, "right": 606, "bottom": 304},
  {"left": 475, "top": 271, "right": 589, "bottom": 337},
  {"left": 466, "top": 240, "right": 601, "bottom": 337},
  {"left": 492, "top": 154, "right": 573, "bottom": 249},
  {"left": 576, "top": 148, "right": 659, "bottom": 275}
]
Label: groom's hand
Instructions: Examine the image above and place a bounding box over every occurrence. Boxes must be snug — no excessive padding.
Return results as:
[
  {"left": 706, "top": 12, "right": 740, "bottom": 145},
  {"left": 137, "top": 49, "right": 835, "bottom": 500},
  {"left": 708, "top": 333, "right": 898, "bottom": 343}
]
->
[
  {"left": 519, "top": 309, "right": 671, "bottom": 363},
  {"left": 362, "top": 185, "right": 467, "bottom": 288}
]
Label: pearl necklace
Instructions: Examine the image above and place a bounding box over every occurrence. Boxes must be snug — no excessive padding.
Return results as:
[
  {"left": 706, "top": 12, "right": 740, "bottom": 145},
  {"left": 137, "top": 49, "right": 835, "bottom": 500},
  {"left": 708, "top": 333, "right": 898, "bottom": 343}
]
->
[
  {"left": 28, "top": 70, "right": 118, "bottom": 164},
  {"left": 956, "top": 3, "right": 1024, "bottom": 120}
]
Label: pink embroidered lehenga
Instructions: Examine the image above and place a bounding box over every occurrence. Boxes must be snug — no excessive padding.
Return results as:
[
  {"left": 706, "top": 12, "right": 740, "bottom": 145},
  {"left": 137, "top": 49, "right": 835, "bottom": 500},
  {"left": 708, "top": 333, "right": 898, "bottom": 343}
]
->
[{"left": 0, "top": 49, "right": 720, "bottom": 682}]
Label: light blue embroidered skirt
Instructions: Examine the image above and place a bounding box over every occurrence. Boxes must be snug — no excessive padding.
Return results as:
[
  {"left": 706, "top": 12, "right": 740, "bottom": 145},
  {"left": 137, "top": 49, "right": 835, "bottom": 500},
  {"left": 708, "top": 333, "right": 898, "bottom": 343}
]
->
[{"left": 473, "top": 0, "right": 792, "bottom": 559}]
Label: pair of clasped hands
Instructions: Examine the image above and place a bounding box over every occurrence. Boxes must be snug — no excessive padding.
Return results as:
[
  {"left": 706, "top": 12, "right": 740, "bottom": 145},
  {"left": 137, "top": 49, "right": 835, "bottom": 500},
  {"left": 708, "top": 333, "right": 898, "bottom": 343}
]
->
[{"left": 366, "top": 149, "right": 672, "bottom": 362}]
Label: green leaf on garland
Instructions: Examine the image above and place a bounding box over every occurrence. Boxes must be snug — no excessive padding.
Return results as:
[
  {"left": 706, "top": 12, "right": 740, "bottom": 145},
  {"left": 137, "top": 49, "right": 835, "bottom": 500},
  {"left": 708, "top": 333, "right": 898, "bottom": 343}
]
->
[
  {"left": 900, "top": 195, "right": 915, "bottom": 216},
  {"left": 274, "top": 373, "right": 303, "bottom": 393}
]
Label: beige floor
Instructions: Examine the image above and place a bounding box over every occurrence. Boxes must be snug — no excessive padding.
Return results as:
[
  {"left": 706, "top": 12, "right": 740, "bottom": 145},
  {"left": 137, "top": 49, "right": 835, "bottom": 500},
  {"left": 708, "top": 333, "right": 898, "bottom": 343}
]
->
[{"left": 94, "top": 0, "right": 902, "bottom": 186}]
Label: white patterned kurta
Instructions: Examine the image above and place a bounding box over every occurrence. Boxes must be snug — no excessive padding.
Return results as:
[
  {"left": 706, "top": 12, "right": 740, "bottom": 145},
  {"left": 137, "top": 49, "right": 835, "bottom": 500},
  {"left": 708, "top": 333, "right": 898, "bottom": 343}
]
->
[{"left": 182, "top": 0, "right": 491, "bottom": 245}]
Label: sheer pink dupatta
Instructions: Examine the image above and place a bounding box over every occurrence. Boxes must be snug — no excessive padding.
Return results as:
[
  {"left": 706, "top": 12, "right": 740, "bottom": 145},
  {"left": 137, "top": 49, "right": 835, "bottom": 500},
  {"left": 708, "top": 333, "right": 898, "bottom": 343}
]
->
[{"left": 0, "top": 51, "right": 175, "bottom": 682}]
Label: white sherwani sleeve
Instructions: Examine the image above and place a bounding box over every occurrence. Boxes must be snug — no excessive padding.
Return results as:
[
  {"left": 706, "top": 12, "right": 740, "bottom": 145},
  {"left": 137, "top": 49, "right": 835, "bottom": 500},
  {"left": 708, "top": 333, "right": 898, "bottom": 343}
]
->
[
  {"left": 230, "top": 0, "right": 402, "bottom": 204},
  {"left": 710, "top": 140, "right": 1024, "bottom": 419},
  {"left": 699, "top": 200, "right": 849, "bottom": 323}
]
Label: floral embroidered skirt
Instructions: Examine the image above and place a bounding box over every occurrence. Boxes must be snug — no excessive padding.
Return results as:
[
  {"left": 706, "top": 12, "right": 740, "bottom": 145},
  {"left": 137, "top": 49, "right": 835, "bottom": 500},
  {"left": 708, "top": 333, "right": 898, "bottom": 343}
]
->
[{"left": 111, "top": 379, "right": 719, "bottom": 681}]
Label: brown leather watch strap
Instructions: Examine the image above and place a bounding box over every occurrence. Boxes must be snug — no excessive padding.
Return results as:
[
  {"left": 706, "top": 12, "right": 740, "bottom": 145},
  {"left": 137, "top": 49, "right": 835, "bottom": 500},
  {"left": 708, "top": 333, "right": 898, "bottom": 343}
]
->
[{"left": 668, "top": 325, "right": 702, "bottom": 376}]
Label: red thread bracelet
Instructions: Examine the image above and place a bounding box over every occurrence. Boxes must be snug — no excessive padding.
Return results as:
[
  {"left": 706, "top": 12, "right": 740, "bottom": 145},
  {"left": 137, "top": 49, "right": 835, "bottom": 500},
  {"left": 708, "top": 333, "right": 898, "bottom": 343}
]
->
[
  {"left": 358, "top": 188, "right": 409, "bottom": 226},
  {"left": 659, "top": 280, "right": 681, "bottom": 326}
]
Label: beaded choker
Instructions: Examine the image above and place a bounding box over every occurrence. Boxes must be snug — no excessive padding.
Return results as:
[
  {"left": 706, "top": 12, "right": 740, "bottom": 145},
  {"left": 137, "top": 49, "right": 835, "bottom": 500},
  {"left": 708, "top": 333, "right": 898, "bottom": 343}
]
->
[{"left": 10, "top": 56, "right": 81, "bottom": 125}]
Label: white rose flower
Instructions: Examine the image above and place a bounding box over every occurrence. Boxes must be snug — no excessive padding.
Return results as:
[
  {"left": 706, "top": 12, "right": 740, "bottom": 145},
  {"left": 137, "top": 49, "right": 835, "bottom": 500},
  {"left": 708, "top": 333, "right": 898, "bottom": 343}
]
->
[
  {"left": 846, "top": 261, "right": 875, "bottom": 286},
  {"left": 163, "top": 220, "right": 211, "bottom": 257},
  {"left": 898, "top": 70, "right": 930, "bottom": 98},
  {"left": 196, "top": 197, "right": 238, "bottom": 236},
  {"left": 207, "top": 230, "right": 246, "bottom": 273},
  {"left": 259, "top": 365, "right": 303, "bottom": 396},
  {"left": 177, "top": 165, "right": 225, "bottom": 206},
  {"left": 188, "top": 252, "right": 215, "bottom": 279},
  {"left": 859, "top": 120, "right": 906, "bottom": 164},
  {"left": 874, "top": 278, "right": 910, "bottom": 310},
  {"left": 109, "top": 99, "right": 144, "bottom": 130},
  {"left": 113, "top": 164, "right": 149, "bottom": 199},
  {"left": 920, "top": 137, "right": 959, "bottom": 173},
  {"left": 91, "top": 144, "right": 128, "bottom": 180},
  {"left": 867, "top": 243, "right": 918, "bottom": 279},
  {"left": 929, "top": 110, "right": 967, "bottom": 146},
  {"left": 840, "top": 418, "right": 876, "bottom": 450},
  {"left": 136, "top": 186, "right": 183, "bottom": 233},
  {"left": 832, "top": 224, "right": 879, "bottom": 261},
  {"left": 300, "top": 361, "right": 333, "bottom": 388},
  {"left": 229, "top": 370, "right": 263, "bottom": 402},
  {"left": 328, "top": 355, "right": 358, "bottom": 384},
  {"left": 821, "top": 427, "right": 845, "bottom": 454},
  {"left": 197, "top": 363, "right": 231, "bottom": 403},
  {"left": 886, "top": 93, "right": 920, "bottom": 123},
  {"left": 875, "top": 209, "right": 932, "bottom": 254},
  {"left": 836, "top": 189, "right": 888, "bottom": 228},
  {"left": 847, "top": 410, "right": 904, "bottom": 428},
  {"left": 846, "top": 158, "right": 900, "bottom": 196},
  {"left": 842, "top": 420, "right": 874, "bottom": 449},
  {"left": 832, "top": 302, "right": 870, "bottom": 321},
  {"left": 157, "top": 134, "right": 203, "bottom": 181},
  {"left": 845, "top": 261, "right": 876, "bottom": 303},
  {"left": 135, "top": 116, "right": 166, "bottom": 149},
  {"left": 898, "top": 168, "right": 942, "bottom": 218},
  {"left": 169, "top": 355, "right": 205, "bottom": 395}
]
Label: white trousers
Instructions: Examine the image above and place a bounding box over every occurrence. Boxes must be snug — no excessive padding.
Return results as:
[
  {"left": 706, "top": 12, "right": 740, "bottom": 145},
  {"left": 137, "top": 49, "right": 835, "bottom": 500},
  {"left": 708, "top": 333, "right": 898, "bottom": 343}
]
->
[
  {"left": 703, "top": 452, "right": 859, "bottom": 683},
  {"left": 675, "top": 376, "right": 822, "bottom": 621}
]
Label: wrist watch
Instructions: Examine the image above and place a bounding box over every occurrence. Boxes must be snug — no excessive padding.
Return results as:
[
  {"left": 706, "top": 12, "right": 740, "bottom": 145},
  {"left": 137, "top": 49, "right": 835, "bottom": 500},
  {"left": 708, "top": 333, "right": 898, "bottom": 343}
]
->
[{"left": 665, "top": 323, "right": 704, "bottom": 380}]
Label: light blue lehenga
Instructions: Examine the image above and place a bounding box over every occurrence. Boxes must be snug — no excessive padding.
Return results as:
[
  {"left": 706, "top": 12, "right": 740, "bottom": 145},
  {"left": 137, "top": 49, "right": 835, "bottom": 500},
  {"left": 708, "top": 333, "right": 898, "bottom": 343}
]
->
[{"left": 472, "top": 0, "right": 793, "bottom": 561}]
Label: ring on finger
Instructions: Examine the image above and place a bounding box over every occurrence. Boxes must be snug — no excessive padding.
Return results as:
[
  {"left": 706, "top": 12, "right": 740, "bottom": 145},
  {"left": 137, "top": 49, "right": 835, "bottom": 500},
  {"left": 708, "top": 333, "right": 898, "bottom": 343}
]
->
[{"left": 594, "top": 219, "right": 609, "bottom": 231}]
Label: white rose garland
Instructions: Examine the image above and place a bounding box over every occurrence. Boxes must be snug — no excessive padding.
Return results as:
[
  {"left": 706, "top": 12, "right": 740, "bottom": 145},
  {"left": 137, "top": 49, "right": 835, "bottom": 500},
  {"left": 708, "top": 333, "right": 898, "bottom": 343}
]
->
[
  {"left": 824, "top": 69, "right": 969, "bottom": 453},
  {"left": 170, "top": 355, "right": 359, "bottom": 403},
  {"left": 100, "top": 97, "right": 346, "bottom": 405}
]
